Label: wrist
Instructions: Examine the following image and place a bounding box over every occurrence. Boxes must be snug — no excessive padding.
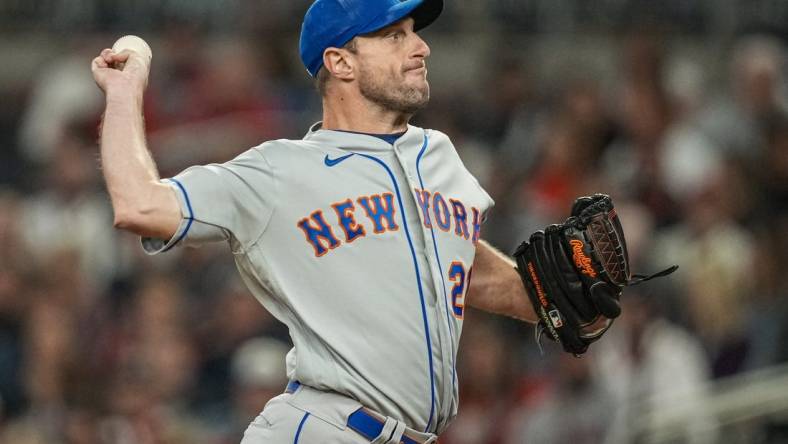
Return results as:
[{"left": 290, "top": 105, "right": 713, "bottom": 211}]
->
[{"left": 105, "top": 83, "right": 145, "bottom": 108}]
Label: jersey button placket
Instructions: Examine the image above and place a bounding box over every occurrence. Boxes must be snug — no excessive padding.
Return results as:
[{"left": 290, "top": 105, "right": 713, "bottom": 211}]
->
[
  {"left": 404, "top": 162, "right": 458, "bottom": 431},
  {"left": 395, "top": 142, "right": 454, "bottom": 429}
]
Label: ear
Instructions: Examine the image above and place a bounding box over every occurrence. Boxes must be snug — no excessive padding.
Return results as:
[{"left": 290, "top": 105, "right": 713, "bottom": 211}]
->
[{"left": 323, "top": 47, "right": 356, "bottom": 81}]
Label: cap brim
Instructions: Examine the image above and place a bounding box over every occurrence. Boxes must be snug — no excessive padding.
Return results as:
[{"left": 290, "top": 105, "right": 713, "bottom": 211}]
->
[
  {"left": 359, "top": 0, "right": 443, "bottom": 35},
  {"left": 412, "top": 0, "right": 443, "bottom": 31}
]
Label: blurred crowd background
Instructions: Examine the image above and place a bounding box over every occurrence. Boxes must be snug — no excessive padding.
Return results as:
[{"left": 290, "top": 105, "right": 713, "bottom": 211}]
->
[{"left": 1, "top": 0, "right": 787, "bottom": 443}]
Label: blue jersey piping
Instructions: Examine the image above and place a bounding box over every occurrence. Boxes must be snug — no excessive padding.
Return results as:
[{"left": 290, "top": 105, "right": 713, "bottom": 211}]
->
[
  {"left": 163, "top": 178, "right": 194, "bottom": 251},
  {"left": 294, "top": 412, "right": 310, "bottom": 443}
]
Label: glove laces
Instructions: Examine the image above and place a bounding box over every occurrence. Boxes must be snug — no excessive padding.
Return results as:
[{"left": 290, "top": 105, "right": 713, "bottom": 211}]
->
[{"left": 627, "top": 264, "right": 679, "bottom": 286}]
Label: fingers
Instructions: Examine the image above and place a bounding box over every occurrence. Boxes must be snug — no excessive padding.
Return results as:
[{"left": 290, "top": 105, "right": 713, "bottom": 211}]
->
[
  {"left": 92, "top": 55, "right": 108, "bottom": 70},
  {"left": 101, "top": 48, "right": 129, "bottom": 63},
  {"left": 95, "top": 48, "right": 131, "bottom": 69},
  {"left": 91, "top": 46, "right": 150, "bottom": 94}
]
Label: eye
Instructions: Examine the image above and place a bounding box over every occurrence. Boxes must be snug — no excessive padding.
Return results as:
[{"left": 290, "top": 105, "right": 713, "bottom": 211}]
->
[{"left": 388, "top": 31, "right": 404, "bottom": 41}]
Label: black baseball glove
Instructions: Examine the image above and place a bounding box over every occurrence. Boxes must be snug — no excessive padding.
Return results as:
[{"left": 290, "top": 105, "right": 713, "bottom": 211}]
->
[{"left": 513, "top": 194, "right": 677, "bottom": 355}]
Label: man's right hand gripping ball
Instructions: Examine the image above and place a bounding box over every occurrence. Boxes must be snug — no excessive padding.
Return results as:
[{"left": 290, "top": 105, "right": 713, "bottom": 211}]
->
[
  {"left": 91, "top": 44, "right": 151, "bottom": 97},
  {"left": 513, "top": 194, "right": 676, "bottom": 355}
]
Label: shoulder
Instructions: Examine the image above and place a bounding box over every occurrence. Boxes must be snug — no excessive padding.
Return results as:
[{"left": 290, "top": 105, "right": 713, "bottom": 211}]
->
[
  {"left": 422, "top": 128, "right": 453, "bottom": 146},
  {"left": 419, "top": 128, "right": 465, "bottom": 164},
  {"left": 251, "top": 138, "right": 310, "bottom": 156},
  {"left": 250, "top": 138, "right": 341, "bottom": 162},
  {"left": 420, "top": 127, "right": 495, "bottom": 209},
  {"left": 416, "top": 127, "right": 459, "bottom": 159}
]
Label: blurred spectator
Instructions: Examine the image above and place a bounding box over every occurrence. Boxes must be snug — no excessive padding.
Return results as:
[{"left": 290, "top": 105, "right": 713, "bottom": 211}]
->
[
  {"left": 100, "top": 367, "right": 209, "bottom": 444},
  {"left": 743, "top": 225, "right": 788, "bottom": 370},
  {"left": 442, "top": 314, "right": 519, "bottom": 444},
  {"left": 0, "top": 190, "right": 33, "bottom": 271},
  {"left": 756, "top": 113, "right": 788, "bottom": 216},
  {"left": 591, "top": 291, "right": 718, "bottom": 444},
  {"left": 658, "top": 123, "right": 722, "bottom": 206},
  {"left": 0, "top": 269, "right": 25, "bottom": 417},
  {"left": 145, "top": 37, "right": 293, "bottom": 173},
  {"left": 218, "top": 337, "right": 290, "bottom": 443},
  {"left": 476, "top": 56, "right": 535, "bottom": 148},
  {"left": 0, "top": 192, "right": 31, "bottom": 419},
  {"left": 698, "top": 35, "right": 787, "bottom": 161},
  {"left": 602, "top": 34, "right": 679, "bottom": 226},
  {"left": 17, "top": 48, "right": 104, "bottom": 165},
  {"left": 653, "top": 161, "right": 756, "bottom": 377},
  {"left": 491, "top": 73, "right": 616, "bottom": 250},
  {"left": 487, "top": 56, "right": 545, "bottom": 192},
  {"left": 192, "top": 280, "right": 288, "bottom": 417},
  {"left": 519, "top": 114, "right": 601, "bottom": 221},
  {"left": 504, "top": 354, "right": 615, "bottom": 444},
  {"left": 97, "top": 274, "right": 208, "bottom": 444},
  {"left": 0, "top": 282, "right": 81, "bottom": 443},
  {"left": 19, "top": 129, "right": 122, "bottom": 291}
]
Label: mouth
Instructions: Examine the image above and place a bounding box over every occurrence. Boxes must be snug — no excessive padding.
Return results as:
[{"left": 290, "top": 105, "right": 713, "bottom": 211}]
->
[
  {"left": 404, "top": 62, "right": 427, "bottom": 74},
  {"left": 406, "top": 67, "right": 427, "bottom": 79}
]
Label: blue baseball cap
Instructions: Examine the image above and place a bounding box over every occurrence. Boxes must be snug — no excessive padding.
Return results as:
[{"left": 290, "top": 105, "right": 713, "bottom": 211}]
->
[{"left": 300, "top": 0, "right": 443, "bottom": 77}]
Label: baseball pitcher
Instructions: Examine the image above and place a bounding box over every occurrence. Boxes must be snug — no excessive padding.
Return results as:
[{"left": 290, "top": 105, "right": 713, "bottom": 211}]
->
[{"left": 91, "top": 0, "right": 674, "bottom": 442}]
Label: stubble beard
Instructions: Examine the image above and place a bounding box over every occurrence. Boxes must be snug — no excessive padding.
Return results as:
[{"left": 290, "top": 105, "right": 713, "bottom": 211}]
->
[{"left": 357, "top": 65, "right": 430, "bottom": 115}]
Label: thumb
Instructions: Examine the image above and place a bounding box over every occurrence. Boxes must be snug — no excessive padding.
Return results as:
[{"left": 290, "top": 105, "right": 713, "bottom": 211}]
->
[
  {"left": 115, "top": 50, "right": 151, "bottom": 88},
  {"left": 113, "top": 50, "right": 142, "bottom": 70}
]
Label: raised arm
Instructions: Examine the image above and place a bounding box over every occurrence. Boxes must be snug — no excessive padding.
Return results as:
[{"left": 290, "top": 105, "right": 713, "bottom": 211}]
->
[
  {"left": 466, "top": 240, "right": 537, "bottom": 323},
  {"left": 91, "top": 45, "right": 180, "bottom": 240}
]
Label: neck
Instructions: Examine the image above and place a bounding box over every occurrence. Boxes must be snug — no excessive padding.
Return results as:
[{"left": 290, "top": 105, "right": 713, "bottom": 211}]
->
[{"left": 322, "top": 91, "right": 410, "bottom": 134}]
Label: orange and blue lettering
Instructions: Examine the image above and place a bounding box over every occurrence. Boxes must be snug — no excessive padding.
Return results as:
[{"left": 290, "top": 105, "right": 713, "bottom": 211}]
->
[
  {"left": 297, "top": 210, "right": 341, "bottom": 257},
  {"left": 450, "top": 199, "right": 469, "bottom": 240},
  {"left": 448, "top": 261, "right": 466, "bottom": 319},
  {"left": 471, "top": 207, "right": 482, "bottom": 245},
  {"left": 331, "top": 199, "right": 366, "bottom": 243},
  {"left": 414, "top": 188, "right": 432, "bottom": 228},
  {"left": 433, "top": 192, "right": 451, "bottom": 232},
  {"left": 358, "top": 193, "right": 399, "bottom": 233}
]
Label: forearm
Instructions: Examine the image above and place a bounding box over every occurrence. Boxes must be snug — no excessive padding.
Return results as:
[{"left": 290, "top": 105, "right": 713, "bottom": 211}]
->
[
  {"left": 101, "top": 88, "right": 156, "bottom": 194},
  {"left": 466, "top": 240, "right": 537, "bottom": 323},
  {"left": 100, "top": 88, "right": 177, "bottom": 238}
]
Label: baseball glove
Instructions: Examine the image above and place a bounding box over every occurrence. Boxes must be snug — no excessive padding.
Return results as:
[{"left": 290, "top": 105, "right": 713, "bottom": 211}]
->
[{"left": 513, "top": 194, "right": 677, "bottom": 355}]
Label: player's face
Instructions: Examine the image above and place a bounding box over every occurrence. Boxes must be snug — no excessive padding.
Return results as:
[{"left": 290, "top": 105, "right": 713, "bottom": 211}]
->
[{"left": 353, "top": 18, "right": 431, "bottom": 114}]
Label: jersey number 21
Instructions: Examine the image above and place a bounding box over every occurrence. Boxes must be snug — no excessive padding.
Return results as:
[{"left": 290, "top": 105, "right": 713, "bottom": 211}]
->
[{"left": 448, "top": 262, "right": 472, "bottom": 319}]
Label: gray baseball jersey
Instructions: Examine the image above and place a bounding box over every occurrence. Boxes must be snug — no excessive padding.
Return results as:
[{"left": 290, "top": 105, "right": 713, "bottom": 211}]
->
[{"left": 143, "top": 123, "right": 494, "bottom": 434}]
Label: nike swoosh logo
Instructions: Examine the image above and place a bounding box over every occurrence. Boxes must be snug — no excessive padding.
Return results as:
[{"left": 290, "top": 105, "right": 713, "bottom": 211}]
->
[{"left": 324, "top": 153, "right": 354, "bottom": 167}]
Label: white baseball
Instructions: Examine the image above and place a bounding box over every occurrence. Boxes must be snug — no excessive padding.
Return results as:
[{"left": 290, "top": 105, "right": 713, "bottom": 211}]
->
[{"left": 111, "top": 35, "right": 152, "bottom": 66}]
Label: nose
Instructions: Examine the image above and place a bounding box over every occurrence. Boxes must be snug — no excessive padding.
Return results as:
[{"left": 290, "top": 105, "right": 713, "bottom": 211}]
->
[{"left": 412, "top": 32, "right": 431, "bottom": 59}]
